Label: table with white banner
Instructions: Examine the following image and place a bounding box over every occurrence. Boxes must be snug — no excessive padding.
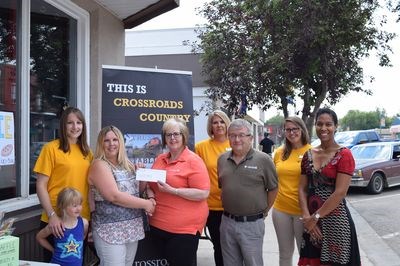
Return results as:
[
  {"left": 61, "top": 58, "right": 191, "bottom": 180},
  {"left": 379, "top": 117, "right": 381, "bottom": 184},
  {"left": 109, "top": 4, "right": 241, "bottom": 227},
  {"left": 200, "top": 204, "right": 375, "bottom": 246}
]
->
[{"left": 19, "top": 260, "right": 60, "bottom": 266}]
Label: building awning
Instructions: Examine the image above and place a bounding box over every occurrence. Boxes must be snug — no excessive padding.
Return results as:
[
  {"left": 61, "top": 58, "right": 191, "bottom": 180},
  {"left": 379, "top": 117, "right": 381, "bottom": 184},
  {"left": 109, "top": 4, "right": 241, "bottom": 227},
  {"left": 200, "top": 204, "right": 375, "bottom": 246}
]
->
[{"left": 94, "top": 0, "right": 179, "bottom": 29}]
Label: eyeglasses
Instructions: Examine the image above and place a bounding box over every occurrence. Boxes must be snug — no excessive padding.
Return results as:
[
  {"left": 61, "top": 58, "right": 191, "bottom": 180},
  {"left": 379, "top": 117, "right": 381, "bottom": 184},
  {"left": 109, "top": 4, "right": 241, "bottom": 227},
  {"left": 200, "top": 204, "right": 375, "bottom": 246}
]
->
[
  {"left": 284, "top": 127, "right": 300, "bottom": 134},
  {"left": 228, "top": 133, "right": 251, "bottom": 140},
  {"left": 165, "top": 132, "right": 182, "bottom": 139}
]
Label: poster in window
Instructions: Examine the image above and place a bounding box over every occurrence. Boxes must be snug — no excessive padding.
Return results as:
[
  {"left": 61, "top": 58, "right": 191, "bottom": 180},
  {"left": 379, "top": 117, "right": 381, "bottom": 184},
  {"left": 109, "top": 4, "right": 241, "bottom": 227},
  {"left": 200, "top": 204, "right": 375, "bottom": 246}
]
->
[
  {"left": 0, "top": 111, "right": 15, "bottom": 166},
  {"left": 124, "top": 133, "right": 163, "bottom": 168}
]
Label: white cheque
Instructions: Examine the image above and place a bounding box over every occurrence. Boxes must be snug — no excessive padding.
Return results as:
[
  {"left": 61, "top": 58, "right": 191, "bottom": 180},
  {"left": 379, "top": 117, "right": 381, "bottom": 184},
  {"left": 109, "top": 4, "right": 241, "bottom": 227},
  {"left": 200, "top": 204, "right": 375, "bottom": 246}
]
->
[{"left": 136, "top": 168, "right": 166, "bottom": 183}]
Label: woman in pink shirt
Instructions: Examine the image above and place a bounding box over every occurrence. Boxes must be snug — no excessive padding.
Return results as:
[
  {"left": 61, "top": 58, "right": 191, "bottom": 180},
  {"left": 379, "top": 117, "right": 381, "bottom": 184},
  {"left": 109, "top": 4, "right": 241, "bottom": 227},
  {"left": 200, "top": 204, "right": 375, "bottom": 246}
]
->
[{"left": 146, "top": 118, "right": 210, "bottom": 266}]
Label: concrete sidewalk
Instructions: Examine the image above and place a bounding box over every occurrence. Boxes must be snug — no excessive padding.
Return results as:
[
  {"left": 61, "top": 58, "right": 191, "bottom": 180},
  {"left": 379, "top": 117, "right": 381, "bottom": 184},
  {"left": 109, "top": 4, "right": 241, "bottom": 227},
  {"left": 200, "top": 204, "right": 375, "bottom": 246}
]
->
[{"left": 197, "top": 204, "right": 400, "bottom": 266}]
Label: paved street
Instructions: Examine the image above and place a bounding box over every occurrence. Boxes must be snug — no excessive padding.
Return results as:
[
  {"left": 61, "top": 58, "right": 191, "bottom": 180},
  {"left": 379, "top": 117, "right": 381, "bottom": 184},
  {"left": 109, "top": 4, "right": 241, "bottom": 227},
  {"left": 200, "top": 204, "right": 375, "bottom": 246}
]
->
[
  {"left": 197, "top": 199, "right": 400, "bottom": 266},
  {"left": 348, "top": 187, "right": 400, "bottom": 263}
]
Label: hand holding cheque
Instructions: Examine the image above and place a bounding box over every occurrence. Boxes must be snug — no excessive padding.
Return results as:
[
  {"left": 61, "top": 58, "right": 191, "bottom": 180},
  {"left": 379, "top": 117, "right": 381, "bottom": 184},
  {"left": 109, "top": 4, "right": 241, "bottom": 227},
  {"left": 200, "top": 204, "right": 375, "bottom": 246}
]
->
[{"left": 136, "top": 168, "right": 180, "bottom": 196}]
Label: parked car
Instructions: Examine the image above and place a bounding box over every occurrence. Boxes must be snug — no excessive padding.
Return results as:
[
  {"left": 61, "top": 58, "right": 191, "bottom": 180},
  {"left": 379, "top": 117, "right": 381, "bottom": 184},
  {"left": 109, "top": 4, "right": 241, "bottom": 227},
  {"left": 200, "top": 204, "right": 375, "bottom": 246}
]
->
[
  {"left": 312, "top": 129, "right": 381, "bottom": 148},
  {"left": 350, "top": 141, "right": 400, "bottom": 194}
]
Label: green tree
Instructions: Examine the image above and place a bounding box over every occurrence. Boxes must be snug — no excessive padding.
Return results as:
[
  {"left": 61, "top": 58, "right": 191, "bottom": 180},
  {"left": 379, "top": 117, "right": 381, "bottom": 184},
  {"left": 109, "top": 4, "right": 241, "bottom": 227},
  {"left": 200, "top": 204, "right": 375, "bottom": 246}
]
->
[
  {"left": 266, "top": 114, "right": 285, "bottom": 144},
  {"left": 266, "top": 115, "right": 285, "bottom": 126},
  {"left": 386, "top": 116, "right": 395, "bottom": 126},
  {"left": 196, "top": 0, "right": 395, "bottom": 133},
  {"left": 388, "top": 0, "right": 400, "bottom": 21},
  {"left": 339, "top": 109, "right": 386, "bottom": 130},
  {"left": 0, "top": 11, "right": 69, "bottom": 110},
  {"left": 0, "top": 9, "right": 16, "bottom": 62}
]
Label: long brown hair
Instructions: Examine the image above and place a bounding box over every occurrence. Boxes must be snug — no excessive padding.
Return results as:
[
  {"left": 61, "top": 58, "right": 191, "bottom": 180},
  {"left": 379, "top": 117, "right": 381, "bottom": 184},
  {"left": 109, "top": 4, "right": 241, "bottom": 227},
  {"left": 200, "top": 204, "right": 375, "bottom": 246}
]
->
[
  {"left": 58, "top": 107, "right": 90, "bottom": 157},
  {"left": 282, "top": 116, "right": 310, "bottom": 161}
]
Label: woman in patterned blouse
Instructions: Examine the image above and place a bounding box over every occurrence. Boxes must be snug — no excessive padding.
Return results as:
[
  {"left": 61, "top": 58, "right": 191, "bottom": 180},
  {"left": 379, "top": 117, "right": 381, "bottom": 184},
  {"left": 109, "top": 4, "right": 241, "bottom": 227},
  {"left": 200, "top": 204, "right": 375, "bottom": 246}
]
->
[{"left": 88, "top": 125, "right": 155, "bottom": 266}]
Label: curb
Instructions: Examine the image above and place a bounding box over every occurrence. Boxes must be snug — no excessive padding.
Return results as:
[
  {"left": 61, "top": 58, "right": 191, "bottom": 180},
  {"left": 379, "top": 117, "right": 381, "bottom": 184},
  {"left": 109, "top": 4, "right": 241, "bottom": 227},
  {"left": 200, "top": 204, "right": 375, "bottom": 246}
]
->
[{"left": 349, "top": 203, "right": 400, "bottom": 266}]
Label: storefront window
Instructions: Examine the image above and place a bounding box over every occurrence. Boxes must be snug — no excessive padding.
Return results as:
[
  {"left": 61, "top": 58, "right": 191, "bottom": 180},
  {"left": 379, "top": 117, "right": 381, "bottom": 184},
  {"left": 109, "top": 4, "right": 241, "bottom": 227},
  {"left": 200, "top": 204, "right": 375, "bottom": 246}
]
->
[
  {"left": 29, "top": 0, "right": 76, "bottom": 195},
  {"left": 0, "top": 0, "right": 79, "bottom": 201},
  {"left": 0, "top": 0, "right": 17, "bottom": 200}
]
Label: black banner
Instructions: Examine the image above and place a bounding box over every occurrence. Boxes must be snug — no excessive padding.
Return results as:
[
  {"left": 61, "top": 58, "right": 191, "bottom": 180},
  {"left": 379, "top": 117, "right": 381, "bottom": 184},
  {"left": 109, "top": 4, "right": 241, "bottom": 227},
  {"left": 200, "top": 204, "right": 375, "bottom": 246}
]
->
[
  {"left": 102, "top": 66, "right": 194, "bottom": 167},
  {"left": 101, "top": 65, "right": 194, "bottom": 265}
]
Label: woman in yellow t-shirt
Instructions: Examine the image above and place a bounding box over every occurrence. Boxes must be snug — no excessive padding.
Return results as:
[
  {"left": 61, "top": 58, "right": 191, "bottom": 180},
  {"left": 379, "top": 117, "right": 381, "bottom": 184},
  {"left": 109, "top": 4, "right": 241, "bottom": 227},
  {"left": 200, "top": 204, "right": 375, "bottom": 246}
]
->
[
  {"left": 34, "top": 107, "right": 93, "bottom": 261},
  {"left": 195, "top": 110, "right": 231, "bottom": 266},
  {"left": 273, "top": 116, "right": 311, "bottom": 266}
]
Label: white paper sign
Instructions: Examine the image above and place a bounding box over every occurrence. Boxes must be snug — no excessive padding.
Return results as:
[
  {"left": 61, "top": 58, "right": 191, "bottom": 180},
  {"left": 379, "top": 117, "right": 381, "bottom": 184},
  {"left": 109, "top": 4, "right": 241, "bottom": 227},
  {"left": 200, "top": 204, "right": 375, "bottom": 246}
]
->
[
  {"left": 0, "top": 111, "right": 15, "bottom": 166},
  {"left": 136, "top": 168, "right": 166, "bottom": 183}
]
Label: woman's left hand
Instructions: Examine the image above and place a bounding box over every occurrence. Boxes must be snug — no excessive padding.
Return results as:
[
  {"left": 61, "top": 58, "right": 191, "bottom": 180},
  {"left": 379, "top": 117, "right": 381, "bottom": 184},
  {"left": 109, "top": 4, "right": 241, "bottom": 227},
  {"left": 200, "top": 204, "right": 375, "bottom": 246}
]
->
[
  {"left": 309, "top": 224, "right": 322, "bottom": 241},
  {"left": 157, "top": 181, "right": 209, "bottom": 201},
  {"left": 157, "top": 181, "right": 176, "bottom": 195}
]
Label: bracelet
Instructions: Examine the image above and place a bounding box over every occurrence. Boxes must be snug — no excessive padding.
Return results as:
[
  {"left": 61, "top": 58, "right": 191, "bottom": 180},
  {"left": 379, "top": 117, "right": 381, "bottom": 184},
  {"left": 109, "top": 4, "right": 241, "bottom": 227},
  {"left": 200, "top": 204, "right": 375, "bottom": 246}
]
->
[
  {"left": 48, "top": 211, "right": 56, "bottom": 217},
  {"left": 175, "top": 188, "right": 178, "bottom": 195}
]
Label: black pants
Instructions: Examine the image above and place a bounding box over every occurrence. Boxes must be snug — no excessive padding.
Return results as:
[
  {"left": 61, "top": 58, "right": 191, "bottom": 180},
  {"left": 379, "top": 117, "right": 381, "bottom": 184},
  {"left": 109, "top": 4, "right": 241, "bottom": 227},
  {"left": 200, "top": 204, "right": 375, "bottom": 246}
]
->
[
  {"left": 206, "top": 210, "right": 224, "bottom": 266},
  {"left": 148, "top": 226, "right": 200, "bottom": 266}
]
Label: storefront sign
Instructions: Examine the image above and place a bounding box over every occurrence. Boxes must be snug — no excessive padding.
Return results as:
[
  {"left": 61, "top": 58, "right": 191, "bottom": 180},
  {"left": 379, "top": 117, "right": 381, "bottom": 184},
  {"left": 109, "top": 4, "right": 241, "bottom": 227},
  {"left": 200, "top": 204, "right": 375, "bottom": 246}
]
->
[
  {"left": 102, "top": 65, "right": 194, "bottom": 155},
  {"left": 0, "top": 236, "right": 19, "bottom": 266}
]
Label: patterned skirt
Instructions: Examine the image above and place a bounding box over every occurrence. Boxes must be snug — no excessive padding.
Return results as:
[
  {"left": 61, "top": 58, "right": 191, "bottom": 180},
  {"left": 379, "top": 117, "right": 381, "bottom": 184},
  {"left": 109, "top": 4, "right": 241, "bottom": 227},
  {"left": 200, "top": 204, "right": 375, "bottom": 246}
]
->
[{"left": 298, "top": 185, "right": 361, "bottom": 266}]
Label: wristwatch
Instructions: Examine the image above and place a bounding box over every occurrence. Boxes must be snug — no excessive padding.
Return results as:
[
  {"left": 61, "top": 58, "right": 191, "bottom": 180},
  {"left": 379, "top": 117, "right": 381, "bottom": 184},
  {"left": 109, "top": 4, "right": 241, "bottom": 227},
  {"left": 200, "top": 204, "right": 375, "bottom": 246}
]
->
[{"left": 313, "top": 213, "right": 321, "bottom": 221}]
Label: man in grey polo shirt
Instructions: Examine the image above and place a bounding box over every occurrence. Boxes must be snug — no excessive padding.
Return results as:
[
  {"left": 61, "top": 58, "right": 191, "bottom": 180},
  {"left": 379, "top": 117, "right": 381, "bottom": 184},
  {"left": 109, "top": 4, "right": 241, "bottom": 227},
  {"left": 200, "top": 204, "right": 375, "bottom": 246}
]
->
[{"left": 218, "top": 119, "right": 278, "bottom": 266}]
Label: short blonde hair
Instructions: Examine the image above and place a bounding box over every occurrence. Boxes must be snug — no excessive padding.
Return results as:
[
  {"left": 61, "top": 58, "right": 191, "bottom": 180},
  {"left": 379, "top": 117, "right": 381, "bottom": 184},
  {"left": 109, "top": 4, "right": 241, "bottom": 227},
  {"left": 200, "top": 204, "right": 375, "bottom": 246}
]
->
[
  {"left": 207, "top": 110, "right": 231, "bottom": 138},
  {"left": 56, "top": 187, "right": 82, "bottom": 217},
  {"left": 161, "top": 118, "right": 189, "bottom": 148}
]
